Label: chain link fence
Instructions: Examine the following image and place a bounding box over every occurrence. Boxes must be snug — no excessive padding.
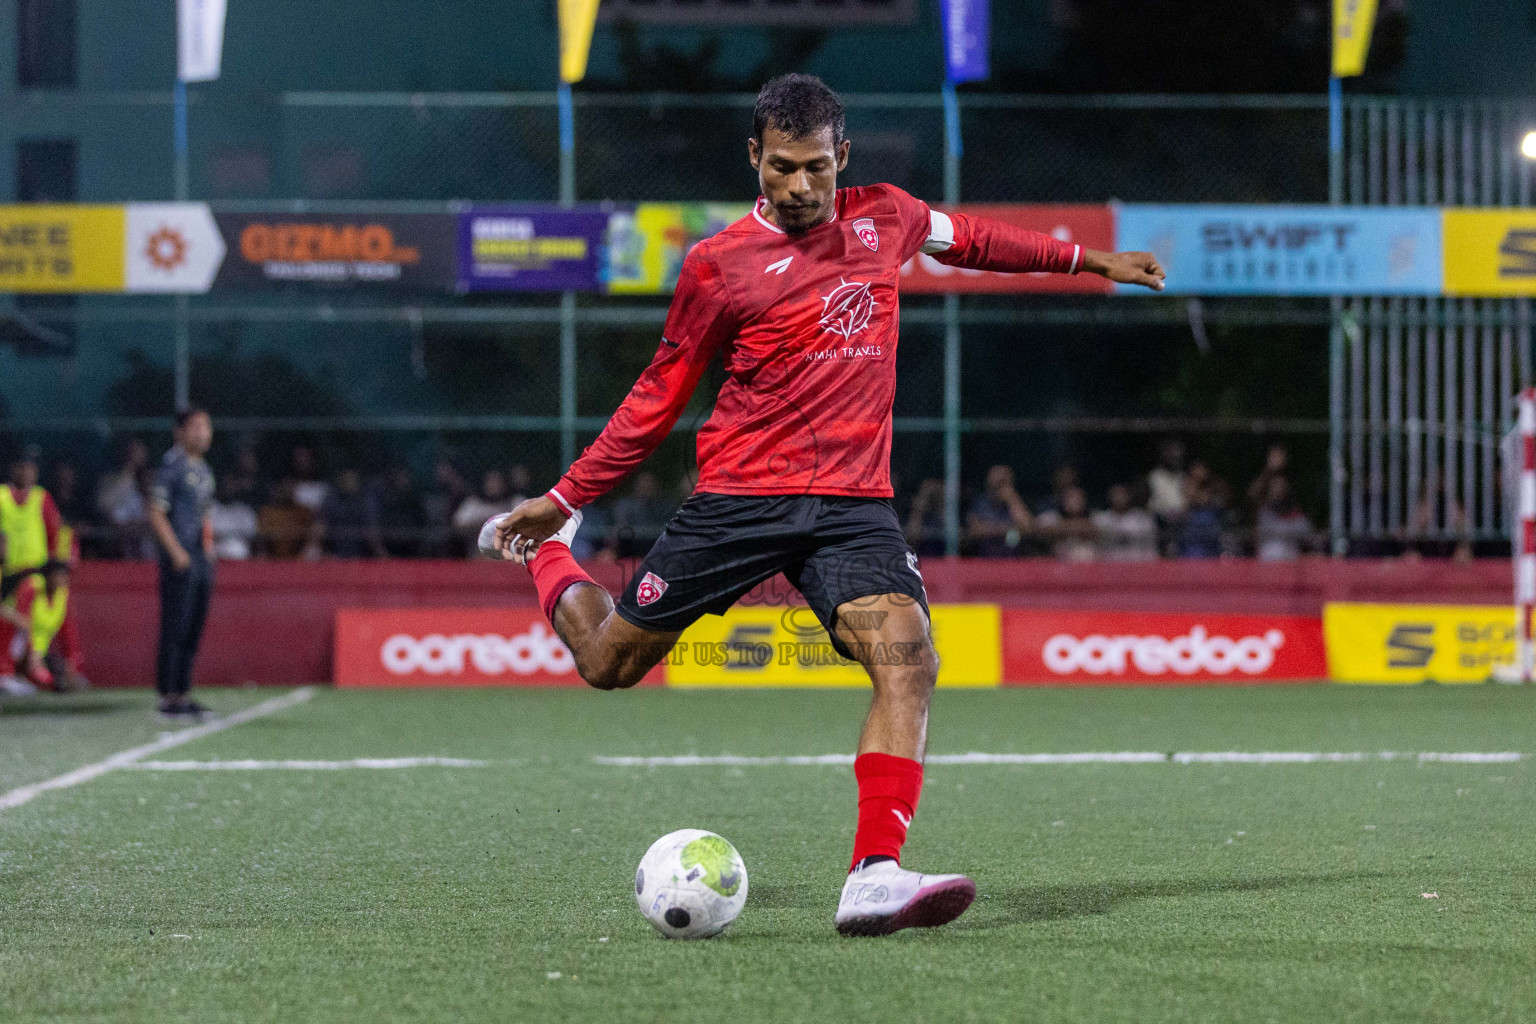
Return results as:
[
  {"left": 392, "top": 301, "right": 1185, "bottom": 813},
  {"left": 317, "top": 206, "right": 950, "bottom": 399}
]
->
[{"left": 2, "top": 91, "right": 1366, "bottom": 555}]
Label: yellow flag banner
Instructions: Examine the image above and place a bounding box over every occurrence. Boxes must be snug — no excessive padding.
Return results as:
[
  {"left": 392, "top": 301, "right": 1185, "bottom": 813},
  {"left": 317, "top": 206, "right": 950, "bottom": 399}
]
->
[
  {"left": 1332, "top": 0, "right": 1379, "bottom": 77},
  {"left": 558, "top": 0, "right": 602, "bottom": 84},
  {"left": 0, "top": 205, "right": 126, "bottom": 292}
]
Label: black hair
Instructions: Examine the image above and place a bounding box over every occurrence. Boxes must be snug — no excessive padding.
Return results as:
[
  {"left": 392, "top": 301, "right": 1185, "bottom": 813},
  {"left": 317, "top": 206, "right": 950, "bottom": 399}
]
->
[
  {"left": 174, "top": 406, "right": 208, "bottom": 429},
  {"left": 752, "top": 74, "right": 845, "bottom": 147}
]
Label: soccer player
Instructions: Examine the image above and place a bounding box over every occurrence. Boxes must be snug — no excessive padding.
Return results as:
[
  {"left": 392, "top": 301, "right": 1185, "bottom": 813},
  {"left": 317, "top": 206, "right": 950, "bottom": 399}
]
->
[
  {"left": 484, "top": 74, "right": 1165, "bottom": 936},
  {"left": 148, "top": 408, "right": 217, "bottom": 720}
]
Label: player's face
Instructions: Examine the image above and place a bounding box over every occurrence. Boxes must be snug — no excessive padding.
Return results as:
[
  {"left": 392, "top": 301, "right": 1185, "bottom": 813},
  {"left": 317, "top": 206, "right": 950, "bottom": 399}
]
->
[
  {"left": 178, "top": 412, "right": 213, "bottom": 456},
  {"left": 749, "top": 125, "right": 850, "bottom": 235}
]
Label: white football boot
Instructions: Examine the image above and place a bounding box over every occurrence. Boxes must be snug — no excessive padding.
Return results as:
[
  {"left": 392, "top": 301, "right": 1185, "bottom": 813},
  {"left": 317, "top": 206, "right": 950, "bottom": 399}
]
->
[
  {"left": 478, "top": 509, "right": 583, "bottom": 565},
  {"left": 834, "top": 860, "right": 977, "bottom": 937}
]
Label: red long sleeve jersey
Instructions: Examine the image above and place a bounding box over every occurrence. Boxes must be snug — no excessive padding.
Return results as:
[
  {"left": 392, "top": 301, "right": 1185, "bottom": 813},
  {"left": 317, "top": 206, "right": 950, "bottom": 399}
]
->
[{"left": 549, "top": 184, "right": 1081, "bottom": 511}]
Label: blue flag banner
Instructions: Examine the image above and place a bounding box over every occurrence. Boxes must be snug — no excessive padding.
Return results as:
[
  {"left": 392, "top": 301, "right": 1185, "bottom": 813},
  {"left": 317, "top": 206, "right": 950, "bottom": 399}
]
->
[{"left": 940, "top": 0, "right": 989, "bottom": 84}]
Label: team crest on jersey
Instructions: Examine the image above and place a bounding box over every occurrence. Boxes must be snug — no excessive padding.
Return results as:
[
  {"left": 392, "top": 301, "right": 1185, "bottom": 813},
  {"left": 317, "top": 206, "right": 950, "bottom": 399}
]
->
[
  {"left": 635, "top": 571, "right": 669, "bottom": 607},
  {"left": 853, "top": 217, "right": 879, "bottom": 252},
  {"left": 819, "top": 278, "right": 877, "bottom": 338}
]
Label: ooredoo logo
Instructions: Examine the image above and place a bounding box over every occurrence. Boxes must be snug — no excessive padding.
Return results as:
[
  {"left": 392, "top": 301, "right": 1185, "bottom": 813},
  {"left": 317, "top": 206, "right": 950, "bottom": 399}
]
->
[
  {"left": 380, "top": 623, "right": 574, "bottom": 677},
  {"left": 1041, "top": 626, "right": 1286, "bottom": 677}
]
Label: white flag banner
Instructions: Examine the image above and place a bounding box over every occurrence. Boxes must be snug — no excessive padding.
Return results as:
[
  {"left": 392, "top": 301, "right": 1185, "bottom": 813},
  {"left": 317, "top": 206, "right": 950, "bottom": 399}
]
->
[
  {"left": 125, "top": 203, "right": 226, "bottom": 293},
  {"left": 177, "top": 0, "right": 227, "bottom": 82}
]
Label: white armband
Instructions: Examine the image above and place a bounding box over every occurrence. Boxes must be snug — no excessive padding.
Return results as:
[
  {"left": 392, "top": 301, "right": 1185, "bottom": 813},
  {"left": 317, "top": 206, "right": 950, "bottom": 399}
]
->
[{"left": 920, "top": 209, "right": 956, "bottom": 255}]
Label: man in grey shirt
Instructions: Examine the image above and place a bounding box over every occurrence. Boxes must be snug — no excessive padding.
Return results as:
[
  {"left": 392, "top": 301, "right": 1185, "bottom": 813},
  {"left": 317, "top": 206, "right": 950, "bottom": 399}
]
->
[{"left": 147, "top": 408, "right": 216, "bottom": 720}]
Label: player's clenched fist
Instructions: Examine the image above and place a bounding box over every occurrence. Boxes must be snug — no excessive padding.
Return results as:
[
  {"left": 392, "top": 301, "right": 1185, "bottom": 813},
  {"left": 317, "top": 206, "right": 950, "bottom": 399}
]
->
[{"left": 1082, "top": 249, "right": 1166, "bottom": 291}]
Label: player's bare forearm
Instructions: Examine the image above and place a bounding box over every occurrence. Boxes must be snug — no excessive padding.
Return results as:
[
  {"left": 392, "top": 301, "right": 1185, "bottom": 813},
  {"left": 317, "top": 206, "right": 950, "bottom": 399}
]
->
[
  {"left": 147, "top": 506, "right": 191, "bottom": 570},
  {"left": 1081, "top": 249, "right": 1166, "bottom": 291}
]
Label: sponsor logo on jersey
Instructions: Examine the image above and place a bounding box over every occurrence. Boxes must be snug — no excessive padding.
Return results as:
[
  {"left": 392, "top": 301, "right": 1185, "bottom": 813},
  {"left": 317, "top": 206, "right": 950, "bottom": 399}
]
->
[
  {"left": 636, "top": 571, "right": 670, "bottom": 607},
  {"left": 765, "top": 255, "right": 794, "bottom": 275},
  {"left": 818, "top": 278, "right": 877, "bottom": 338},
  {"left": 853, "top": 217, "right": 879, "bottom": 252}
]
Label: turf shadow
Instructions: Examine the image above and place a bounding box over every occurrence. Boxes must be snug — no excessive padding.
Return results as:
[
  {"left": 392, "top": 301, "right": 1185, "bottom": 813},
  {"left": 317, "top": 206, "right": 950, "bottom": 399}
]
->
[
  {"left": 0, "top": 697, "right": 141, "bottom": 718},
  {"left": 747, "top": 883, "right": 823, "bottom": 910},
  {"left": 963, "top": 871, "right": 1386, "bottom": 930}
]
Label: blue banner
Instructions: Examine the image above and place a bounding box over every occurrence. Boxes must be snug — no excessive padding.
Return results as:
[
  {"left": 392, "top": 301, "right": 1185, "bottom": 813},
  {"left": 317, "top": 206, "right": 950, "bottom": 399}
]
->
[
  {"left": 1115, "top": 205, "right": 1444, "bottom": 295},
  {"left": 456, "top": 206, "right": 613, "bottom": 292},
  {"left": 940, "top": 0, "right": 989, "bottom": 84}
]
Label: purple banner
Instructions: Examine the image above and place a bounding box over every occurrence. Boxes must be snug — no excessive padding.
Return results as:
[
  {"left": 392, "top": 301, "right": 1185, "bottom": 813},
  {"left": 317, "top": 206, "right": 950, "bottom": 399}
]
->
[
  {"left": 940, "top": 0, "right": 989, "bottom": 84},
  {"left": 457, "top": 206, "right": 612, "bottom": 292}
]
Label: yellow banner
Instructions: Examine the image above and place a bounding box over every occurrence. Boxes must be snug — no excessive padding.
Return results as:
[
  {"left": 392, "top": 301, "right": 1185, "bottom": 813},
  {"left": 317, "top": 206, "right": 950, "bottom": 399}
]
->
[
  {"left": 607, "top": 203, "right": 751, "bottom": 294},
  {"left": 665, "top": 604, "right": 1000, "bottom": 688},
  {"left": 0, "top": 205, "right": 125, "bottom": 292},
  {"left": 1332, "top": 0, "right": 1378, "bottom": 77},
  {"left": 1442, "top": 209, "right": 1536, "bottom": 296},
  {"left": 1324, "top": 602, "right": 1513, "bottom": 684},
  {"left": 558, "top": 0, "right": 602, "bottom": 84}
]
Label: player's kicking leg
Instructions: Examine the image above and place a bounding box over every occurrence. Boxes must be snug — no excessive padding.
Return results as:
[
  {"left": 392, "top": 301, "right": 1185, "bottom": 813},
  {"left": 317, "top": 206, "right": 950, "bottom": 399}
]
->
[
  {"left": 829, "top": 592, "right": 976, "bottom": 937},
  {"left": 478, "top": 512, "right": 680, "bottom": 689}
]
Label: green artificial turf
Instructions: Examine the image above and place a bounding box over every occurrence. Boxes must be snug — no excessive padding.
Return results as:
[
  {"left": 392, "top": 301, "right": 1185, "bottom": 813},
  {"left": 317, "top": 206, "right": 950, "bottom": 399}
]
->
[{"left": 1, "top": 684, "right": 1533, "bottom": 1023}]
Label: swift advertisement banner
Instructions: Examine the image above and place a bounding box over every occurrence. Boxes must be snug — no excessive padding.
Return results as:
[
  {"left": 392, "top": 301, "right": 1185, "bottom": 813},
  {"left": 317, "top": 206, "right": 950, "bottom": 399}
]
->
[
  {"left": 334, "top": 608, "right": 663, "bottom": 687},
  {"left": 1001, "top": 610, "right": 1327, "bottom": 685},
  {"left": 458, "top": 206, "right": 611, "bottom": 292},
  {"left": 1115, "top": 205, "right": 1443, "bottom": 295}
]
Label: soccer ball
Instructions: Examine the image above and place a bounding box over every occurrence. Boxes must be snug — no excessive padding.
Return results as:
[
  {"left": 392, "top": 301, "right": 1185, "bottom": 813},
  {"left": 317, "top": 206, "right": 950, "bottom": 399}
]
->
[{"left": 634, "top": 829, "right": 748, "bottom": 939}]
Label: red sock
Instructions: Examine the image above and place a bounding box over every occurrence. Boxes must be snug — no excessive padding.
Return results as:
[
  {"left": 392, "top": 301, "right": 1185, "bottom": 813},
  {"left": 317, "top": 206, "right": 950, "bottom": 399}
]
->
[
  {"left": 529, "top": 542, "right": 599, "bottom": 622},
  {"left": 849, "top": 752, "right": 924, "bottom": 871}
]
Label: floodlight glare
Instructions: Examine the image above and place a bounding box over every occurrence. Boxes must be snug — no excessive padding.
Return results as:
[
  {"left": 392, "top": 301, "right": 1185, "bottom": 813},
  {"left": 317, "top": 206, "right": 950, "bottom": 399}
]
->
[{"left": 1523, "top": 130, "right": 1536, "bottom": 160}]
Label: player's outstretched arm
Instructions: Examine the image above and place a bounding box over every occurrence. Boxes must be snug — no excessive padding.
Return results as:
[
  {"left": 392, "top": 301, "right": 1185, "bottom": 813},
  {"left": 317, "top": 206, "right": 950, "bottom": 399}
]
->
[
  {"left": 1080, "top": 249, "right": 1165, "bottom": 291},
  {"left": 925, "top": 209, "right": 1164, "bottom": 290}
]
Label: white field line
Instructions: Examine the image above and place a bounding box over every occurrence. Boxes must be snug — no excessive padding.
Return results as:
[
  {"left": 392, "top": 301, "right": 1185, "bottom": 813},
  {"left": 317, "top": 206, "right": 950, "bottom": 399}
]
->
[
  {"left": 128, "top": 757, "right": 492, "bottom": 771},
  {"left": 593, "top": 750, "right": 1525, "bottom": 767},
  {"left": 0, "top": 687, "right": 315, "bottom": 811}
]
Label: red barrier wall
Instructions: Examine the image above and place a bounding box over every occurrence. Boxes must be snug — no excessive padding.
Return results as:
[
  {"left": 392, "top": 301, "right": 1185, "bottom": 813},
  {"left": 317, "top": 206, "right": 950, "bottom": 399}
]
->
[{"left": 70, "top": 557, "right": 1512, "bottom": 686}]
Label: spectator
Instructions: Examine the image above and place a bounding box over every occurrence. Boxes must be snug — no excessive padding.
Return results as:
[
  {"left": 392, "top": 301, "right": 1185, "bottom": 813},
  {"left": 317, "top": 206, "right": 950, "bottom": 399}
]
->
[
  {"left": 569, "top": 501, "right": 614, "bottom": 561},
  {"left": 319, "top": 469, "right": 370, "bottom": 558},
  {"left": 1147, "top": 439, "right": 1188, "bottom": 521},
  {"left": 506, "top": 464, "right": 533, "bottom": 504},
  {"left": 453, "top": 469, "right": 512, "bottom": 553},
  {"left": 967, "top": 465, "right": 1032, "bottom": 558},
  {"left": 1035, "top": 464, "right": 1081, "bottom": 516},
  {"left": 1245, "top": 443, "right": 1289, "bottom": 517},
  {"left": 288, "top": 445, "right": 330, "bottom": 512},
  {"left": 904, "top": 478, "right": 946, "bottom": 557},
  {"left": 367, "top": 465, "right": 424, "bottom": 557},
  {"left": 95, "top": 438, "right": 148, "bottom": 554},
  {"left": 1035, "top": 484, "right": 1097, "bottom": 561},
  {"left": 1177, "top": 475, "right": 1230, "bottom": 558},
  {"left": 612, "top": 472, "right": 673, "bottom": 559},
  {"left": 1405, "top": 471, "right": 1472, "bottom": 561},
  {"left": 1092, "top": 484, "right": 1159, "bottom": 561},
  {"left": 422, "top": 457, "right": 470, "bottom": 557},
  {"left": 257, "top": 479, "right": 316, "bottom": 559},
  {"left": 224, "top": 444, "right": 267, "bottom": 507},
  {"left": 209, "top": 478, "right": 259, "bottom": 560},
  {"left": 49, "top": 460, "right": 88, "bottom": 528},
  {"left": 1254, "top": 476, "right": 1317, "bottom": 561}
]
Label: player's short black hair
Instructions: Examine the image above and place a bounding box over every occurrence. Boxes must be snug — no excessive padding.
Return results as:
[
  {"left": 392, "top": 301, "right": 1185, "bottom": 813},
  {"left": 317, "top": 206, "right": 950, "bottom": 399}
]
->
[
  {"left": 753, "top": 74, "right": 845, "bottom": 147},
  {"left": 174, "top": 406, "right": 208, "bottom": 429}
]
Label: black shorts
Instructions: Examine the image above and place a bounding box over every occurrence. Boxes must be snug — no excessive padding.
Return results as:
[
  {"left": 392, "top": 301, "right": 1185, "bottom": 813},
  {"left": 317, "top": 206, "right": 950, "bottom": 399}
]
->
[{"left": 614, "top": 493, "right": 930, "bottom": 658}]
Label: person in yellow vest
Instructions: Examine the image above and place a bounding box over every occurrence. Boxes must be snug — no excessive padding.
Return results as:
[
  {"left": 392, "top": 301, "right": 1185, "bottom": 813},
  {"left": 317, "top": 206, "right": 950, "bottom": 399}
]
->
[
  {"left": 0, "top": 559, "right": 85, "bottom": 693},
  {"left": 1, "top": 451, "right": 64, "bottom": 585}
]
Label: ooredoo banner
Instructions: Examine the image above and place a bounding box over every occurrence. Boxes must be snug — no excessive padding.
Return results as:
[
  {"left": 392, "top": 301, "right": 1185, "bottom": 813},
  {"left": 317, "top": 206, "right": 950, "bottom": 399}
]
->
[
  {"left": 333, "top": 608, "right": 663, "bottom": 687},
  {"left": 1001, "top": 610, "right": 1326, "bottom": 685},
  {"left": 899, "top": 205, "right": 1115, "bottom": 294}
]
